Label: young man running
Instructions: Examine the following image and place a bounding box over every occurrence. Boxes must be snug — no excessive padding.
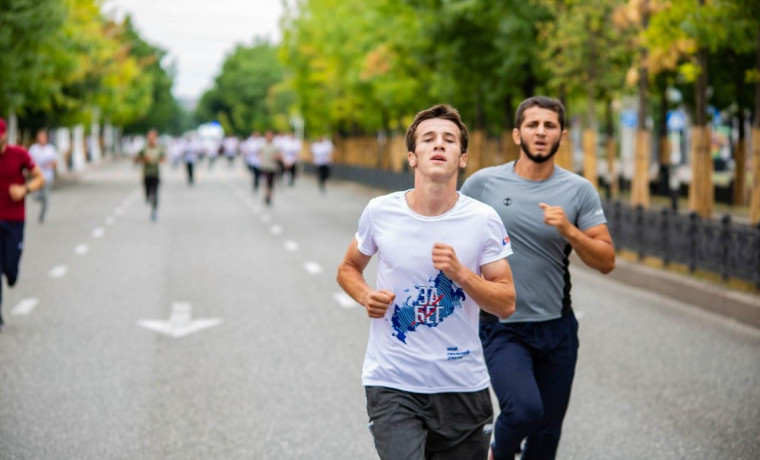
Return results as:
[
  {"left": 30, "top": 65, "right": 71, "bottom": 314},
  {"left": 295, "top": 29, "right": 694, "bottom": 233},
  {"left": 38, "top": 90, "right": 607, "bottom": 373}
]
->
[
  {"left": 337, "top": 104, "right": 516, "bottom": 459},
  {"left": 0, "top": 118, "right": 45, "bottom": 332},
  {"left": 134, "top": 129, "right": 166, "bottom": 221},
  {"left": 28, "top": 129, "right": 59, "bottom": 223},
  {"left": 461, "top": 96, "right": 615, "bottom": 460}
]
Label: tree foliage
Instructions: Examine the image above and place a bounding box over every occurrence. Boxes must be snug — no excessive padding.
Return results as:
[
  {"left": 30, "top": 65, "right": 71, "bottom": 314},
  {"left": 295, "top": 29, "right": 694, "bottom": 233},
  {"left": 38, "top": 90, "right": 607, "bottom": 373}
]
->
[
  {"left": 0, "top": 0, "right": 184, "bottom": 133},
  {"left": 196, "top": 40, "right": 286, "bottom": 135}
]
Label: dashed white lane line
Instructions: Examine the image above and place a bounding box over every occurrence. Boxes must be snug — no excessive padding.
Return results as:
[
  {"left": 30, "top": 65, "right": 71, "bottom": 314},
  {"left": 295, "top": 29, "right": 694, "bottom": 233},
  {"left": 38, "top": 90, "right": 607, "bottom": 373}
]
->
[
  {"left": 92, "top": 227, "right": 105, "bottom": 238},
  {"left": 270, "top": 225, "right": 283, "bottom": 235},
  {"left": 48, "top": 265, "right": 69, "bottom": 278},
  {"left": 105, "top": 216, "right": 116, "bottom": 226},
  {"left": 74, "top": 244, "right": 89, "bottom": 255},
  {"left": 284, "top": 240, "right": 299, "bottom": 252},
  {"left": 11, "top": 298, "right": 39, "bottom": 316},
  {"left": 334, "top": 292, "right": 360, "bottom": 309},
  {"left": 303, "top": 261, "right": 323, "bottom": 275}
]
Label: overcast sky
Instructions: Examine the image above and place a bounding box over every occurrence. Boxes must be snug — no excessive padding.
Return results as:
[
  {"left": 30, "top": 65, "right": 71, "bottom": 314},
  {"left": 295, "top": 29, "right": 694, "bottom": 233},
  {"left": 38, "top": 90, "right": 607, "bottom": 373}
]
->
[{"left": 105, "top": 0, "right": 286, "bottom": 100}]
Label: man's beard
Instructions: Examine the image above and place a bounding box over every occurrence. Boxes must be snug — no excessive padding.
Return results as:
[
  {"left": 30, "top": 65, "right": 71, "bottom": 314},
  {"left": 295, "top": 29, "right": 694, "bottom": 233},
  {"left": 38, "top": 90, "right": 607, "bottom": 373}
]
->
[{"left": 520, "top": 136, "right": 561, "bottom": 164}]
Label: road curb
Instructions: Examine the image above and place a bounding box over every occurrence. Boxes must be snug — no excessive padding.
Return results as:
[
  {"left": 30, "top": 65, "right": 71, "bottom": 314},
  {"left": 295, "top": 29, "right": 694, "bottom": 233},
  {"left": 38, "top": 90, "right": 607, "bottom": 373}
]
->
[{"left": 571, "top": 253, "right": 760, "bottom": 329}]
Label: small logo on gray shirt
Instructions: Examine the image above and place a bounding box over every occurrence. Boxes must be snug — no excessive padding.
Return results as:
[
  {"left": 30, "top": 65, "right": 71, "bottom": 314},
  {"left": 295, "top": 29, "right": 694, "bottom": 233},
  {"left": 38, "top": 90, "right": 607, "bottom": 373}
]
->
[{"left": 503, "top": 198, "right": 513, "bottom": 206}]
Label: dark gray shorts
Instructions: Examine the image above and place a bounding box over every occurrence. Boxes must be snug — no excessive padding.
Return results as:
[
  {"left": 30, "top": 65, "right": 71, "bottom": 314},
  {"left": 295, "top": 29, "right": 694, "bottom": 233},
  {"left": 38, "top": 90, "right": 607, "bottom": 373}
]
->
[{"left": 365, "top": 386, "right": 493, "bottom": 460}]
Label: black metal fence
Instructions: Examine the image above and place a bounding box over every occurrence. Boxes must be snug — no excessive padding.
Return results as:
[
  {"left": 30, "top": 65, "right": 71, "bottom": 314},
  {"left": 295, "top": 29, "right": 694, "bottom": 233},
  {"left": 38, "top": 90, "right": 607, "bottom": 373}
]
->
[{"left": 603, "top": 200, "right": 760, "bottom": 287}]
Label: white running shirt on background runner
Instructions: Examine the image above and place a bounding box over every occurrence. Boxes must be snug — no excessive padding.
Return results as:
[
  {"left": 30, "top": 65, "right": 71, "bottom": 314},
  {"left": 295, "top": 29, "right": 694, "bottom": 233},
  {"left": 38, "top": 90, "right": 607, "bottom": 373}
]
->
[{"left": 356, "top": 191, "right": 513, "bottom": 393}]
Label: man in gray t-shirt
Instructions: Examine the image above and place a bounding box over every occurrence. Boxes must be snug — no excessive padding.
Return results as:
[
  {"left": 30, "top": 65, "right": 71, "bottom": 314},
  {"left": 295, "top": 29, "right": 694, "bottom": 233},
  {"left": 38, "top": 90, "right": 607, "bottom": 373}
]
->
[{"left": 460, "top": 96, "right": 615, "bottom": 460}]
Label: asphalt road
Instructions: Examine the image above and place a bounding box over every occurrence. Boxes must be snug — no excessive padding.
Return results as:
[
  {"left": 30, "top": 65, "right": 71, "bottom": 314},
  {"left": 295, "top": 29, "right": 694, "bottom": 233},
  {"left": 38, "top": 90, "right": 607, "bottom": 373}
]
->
[{"left": 0, "top": 158, "right": 758, "bottom": 460}]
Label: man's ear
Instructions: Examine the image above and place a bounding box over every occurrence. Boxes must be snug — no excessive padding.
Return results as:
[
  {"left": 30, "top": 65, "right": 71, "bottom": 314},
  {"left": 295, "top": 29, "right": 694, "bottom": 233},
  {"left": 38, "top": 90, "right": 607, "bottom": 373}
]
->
[
  {"left": 511, "top": 128, "right": 521, "bottom": 146},
  {"left": 459, "top": 153, "right": 467, "bottom": 169},
  {"left": 408, "top": 151, "right": 417, "bottom": 168}
]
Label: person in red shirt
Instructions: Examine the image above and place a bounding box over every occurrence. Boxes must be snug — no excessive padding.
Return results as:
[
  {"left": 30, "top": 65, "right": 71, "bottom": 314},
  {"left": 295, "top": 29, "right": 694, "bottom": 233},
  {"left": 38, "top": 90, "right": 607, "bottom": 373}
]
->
[{"left": 0, "top": 117, "right": 45, "bottom": 332}]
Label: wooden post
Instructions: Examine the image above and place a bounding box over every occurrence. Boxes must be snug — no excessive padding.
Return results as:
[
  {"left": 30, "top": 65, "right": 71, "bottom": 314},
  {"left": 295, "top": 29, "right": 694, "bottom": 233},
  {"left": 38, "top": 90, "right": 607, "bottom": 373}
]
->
[
  {"left": 688, "top": 126, "right": 714, "bottom": 218},
  {"left": 582, "top": 129, "right": 598, "bottom": 188},
  {"left": 631, "top": 129, "right": 650, "bottom": 208},
  {"left": 750, "top": 128, "right": 760, "bottom": 224}
]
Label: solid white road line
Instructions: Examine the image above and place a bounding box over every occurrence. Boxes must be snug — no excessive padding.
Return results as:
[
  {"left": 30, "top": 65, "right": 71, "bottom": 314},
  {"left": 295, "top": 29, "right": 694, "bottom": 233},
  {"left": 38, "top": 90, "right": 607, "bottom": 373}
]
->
[
  {"left": 74, "top": 244, "right": 89, "bottom": 255},
  {"left": 11, "top": 298, "right": 39, "bottom": 316},
  {"left": 303, "top": 261, "right": 323, "bottom": 275},
  {"left": 333, "top": 292, "right": 360, "bottom": 309},
  {"left": 48, "top": 265, "right": 69, "bottom": 278}
]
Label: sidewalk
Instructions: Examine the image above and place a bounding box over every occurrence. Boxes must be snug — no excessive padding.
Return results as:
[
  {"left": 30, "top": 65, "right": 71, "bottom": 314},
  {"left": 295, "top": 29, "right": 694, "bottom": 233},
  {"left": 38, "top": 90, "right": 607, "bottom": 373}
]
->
[{"left": 570, "top": 253, "right": 760, "bottom": 329}]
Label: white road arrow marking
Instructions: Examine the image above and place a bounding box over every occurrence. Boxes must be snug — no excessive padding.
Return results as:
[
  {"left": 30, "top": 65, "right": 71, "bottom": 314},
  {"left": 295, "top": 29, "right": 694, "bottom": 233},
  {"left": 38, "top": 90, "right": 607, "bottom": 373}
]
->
[
  {"left": 303, "top": 261, "right": 323, "bottom": 275},
  {"left": 270, "top": 225, "right": 283, "bottom": 235},
  {"left": 284, "top": 240, "right": 299, "bottom": 252},
  {"left": 74, "top": 244, "right": 89, "bottom": 255},
  {"left": 92, "top": 227, "right": 105, "bottom": 238},
  {"left": 333, "top": 292, "right": 359, "bottom": 309},
  {"left": 11, "top": 298, "right": 39, "bottom": 316},
  {"left": 137, "top": 302, "right": 222, "bottom": 338},
  {"left": 48, "top": 265, "right": 69, "bottom": 278}
]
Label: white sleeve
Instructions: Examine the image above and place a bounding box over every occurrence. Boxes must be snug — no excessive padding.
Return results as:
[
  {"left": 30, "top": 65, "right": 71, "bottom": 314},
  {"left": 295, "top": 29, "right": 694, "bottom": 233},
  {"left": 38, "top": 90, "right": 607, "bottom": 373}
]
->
[
  {"left": 479, "top": 209, "right": 513, "bottom": 267},
  {"left": 355, "top": 201, "right": 378, "bottom": 256}
]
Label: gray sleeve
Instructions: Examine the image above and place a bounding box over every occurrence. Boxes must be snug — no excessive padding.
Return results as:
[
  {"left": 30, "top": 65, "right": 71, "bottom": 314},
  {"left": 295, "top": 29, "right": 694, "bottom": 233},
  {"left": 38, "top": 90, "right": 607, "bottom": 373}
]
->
[{"left": 576, "top": 182, "right": 607, "bottom": 230}]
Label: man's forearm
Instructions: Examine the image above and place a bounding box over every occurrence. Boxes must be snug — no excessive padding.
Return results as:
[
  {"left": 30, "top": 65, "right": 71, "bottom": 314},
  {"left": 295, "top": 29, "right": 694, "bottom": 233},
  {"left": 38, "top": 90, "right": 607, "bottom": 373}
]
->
[
  {"left": 458, "top": 271, "right": 515, "bottom": 319},
  {"left": 337, "top": 263, "right": 371, "bottom": 306},
  {"left": 564, "top": 226, "right": 615, "bottom": 274},
  {"left": 27, "top": 175, "right": 45, "bottom": 192}
]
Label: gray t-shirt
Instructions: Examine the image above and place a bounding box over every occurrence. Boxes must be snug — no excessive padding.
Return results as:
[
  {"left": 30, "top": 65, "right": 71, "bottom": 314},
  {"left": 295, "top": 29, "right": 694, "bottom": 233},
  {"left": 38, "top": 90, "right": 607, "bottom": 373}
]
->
[{"left": 460, "top": 161, "right": 607, "bottom": 322}]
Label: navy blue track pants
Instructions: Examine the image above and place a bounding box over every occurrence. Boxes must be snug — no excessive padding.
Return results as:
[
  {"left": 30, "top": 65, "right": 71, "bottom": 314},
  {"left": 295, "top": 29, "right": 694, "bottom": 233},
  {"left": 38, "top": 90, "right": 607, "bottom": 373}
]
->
[{"left": 480, "top": 313, "right": 579, "bottom": 460}]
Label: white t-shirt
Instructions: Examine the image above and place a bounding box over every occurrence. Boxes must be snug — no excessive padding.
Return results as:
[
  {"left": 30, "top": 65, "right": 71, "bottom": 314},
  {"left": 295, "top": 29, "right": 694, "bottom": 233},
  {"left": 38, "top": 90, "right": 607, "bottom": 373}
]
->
[
  {"left": 243, "top": 136, "right": 263, "bottom": 167},
  {"left": 29, "top": 143, "right": 59, "bottom": 182},
  {"left": 222, "top": 137, "right": 238, "bottom": 156},
  {"left": 311, "top": 140, "right": 333, "bottom": 165},
  {"left": 356, "top": 191, "right": 513, "bottom": 393},
  {"left": 282, "top": 138, "right": 301, "bottom": 166}
]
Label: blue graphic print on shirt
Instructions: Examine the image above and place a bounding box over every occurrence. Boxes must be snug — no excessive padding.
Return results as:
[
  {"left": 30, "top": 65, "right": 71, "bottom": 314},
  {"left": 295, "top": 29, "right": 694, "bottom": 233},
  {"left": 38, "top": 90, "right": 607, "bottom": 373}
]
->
[{"left": 390, "top": 271, "right": 466, "bottom": 344}]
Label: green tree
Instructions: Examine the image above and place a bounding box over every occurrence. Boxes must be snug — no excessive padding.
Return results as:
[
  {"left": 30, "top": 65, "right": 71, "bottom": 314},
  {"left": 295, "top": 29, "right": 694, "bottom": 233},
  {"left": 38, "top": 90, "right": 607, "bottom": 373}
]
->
[{"left": 196, "top": 39, "right": 285, "bottom": 135}]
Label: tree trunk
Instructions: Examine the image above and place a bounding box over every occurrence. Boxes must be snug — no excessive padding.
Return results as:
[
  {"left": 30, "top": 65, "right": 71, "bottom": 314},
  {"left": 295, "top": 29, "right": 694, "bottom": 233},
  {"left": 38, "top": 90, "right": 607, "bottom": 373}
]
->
[
  {"left": 632, "top": 1, "right": 650, "bottom": 207},
  {"left": 658, "top": 80, "right": 670, "bottom": 195},
  {"left": 555, "top": 85, "right": 573, "bottom": 170},
  {"left": 632, "top": 129, "right": 650, "bottom": 207},
  {"left": 606, "top": 99, "right": 618, "bottom": 199},
  {"left": 583, "top": 129, "right": 598, "bottom": 188},
  {"left": 689, "top": 45, "right": 713, "bottom": 218},
  {"left": 734, "top": 111, "right": 746, "bottom": 206},
  {"left": 503, "top": 95, "right": 520, "bottom": 162},
  {"left": 750, "top": 29, "right": 760, "bottom": 224}
]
